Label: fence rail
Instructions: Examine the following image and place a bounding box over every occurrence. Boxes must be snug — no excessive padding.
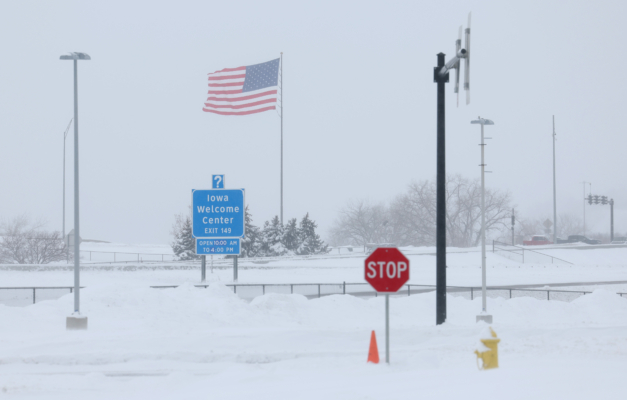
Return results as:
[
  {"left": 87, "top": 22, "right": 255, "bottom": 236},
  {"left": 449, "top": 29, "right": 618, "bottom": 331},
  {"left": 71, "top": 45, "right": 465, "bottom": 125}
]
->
[
  {"left": 151, "top": 283, "right": 623, "bottom": 302},
  {"left": 0, "top": 286, "right": 83, "bottom": 306},
  {"left": 76, "top": 250, "right": 176, "bottom": 264},
  {"left": 2, "top": 284, "right": 625, "bottom": 307},
  {"left": 493, "top": 240, "right": 573, "bottom": 264}
]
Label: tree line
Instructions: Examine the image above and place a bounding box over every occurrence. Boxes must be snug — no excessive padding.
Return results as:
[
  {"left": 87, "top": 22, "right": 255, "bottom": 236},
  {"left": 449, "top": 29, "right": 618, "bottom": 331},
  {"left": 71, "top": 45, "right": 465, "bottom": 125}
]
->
[
  {"left": 329, "top": 174, "right": 622, "bottom": 247},
  {"left": 329, "top": 174, "right": 512, "bottom": 247},
  {"left": 171, "top": 207, "right": 329, "bottom": 260}
]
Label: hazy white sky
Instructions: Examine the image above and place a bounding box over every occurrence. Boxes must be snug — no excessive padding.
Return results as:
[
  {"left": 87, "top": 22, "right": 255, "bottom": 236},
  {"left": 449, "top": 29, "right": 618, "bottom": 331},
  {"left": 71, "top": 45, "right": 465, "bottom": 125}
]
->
[{"left": 0, "top": 0, "right": 625, "bottom": 244}]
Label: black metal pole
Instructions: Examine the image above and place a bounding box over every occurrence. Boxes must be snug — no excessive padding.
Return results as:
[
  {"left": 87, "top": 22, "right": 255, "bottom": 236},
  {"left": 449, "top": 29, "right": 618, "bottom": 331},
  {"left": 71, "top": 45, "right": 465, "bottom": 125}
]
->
[{"left": 434, "top": 53, "right": 448, "bottom": 325}]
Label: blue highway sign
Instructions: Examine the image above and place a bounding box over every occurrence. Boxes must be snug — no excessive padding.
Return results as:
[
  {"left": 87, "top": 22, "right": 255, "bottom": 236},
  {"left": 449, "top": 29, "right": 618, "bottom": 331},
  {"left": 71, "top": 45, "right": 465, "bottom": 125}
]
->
[
  {"left": 192, "top": 189, "right": 245, "bottom": 238},
  {"left": 212, "top": 175, "right": 224, "bottom": 189},
  {"left": 196, "top": 238, "right": 241, "bottom": 255}
]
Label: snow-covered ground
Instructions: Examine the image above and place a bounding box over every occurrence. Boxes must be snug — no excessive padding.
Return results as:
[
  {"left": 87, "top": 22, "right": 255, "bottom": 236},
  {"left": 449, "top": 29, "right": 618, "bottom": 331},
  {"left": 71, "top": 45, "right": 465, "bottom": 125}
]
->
[
  {"left": 4, "top": 245, "right": 627, "bottom": 288},
  {"left": 1, "top": 245, "right": 627, "bottom": 398}
]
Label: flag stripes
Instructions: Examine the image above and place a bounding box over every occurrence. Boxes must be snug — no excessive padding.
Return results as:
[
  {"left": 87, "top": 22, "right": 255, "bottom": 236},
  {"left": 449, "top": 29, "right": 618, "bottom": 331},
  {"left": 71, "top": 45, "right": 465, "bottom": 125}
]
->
[{"left": 202, "top": 58, "right": 280, "bottom": 116}]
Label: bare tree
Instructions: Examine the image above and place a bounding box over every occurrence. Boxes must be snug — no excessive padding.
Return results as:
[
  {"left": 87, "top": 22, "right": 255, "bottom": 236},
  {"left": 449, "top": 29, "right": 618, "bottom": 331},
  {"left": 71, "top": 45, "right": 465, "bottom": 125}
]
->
[
  {"left": 388, "top": 179, "right": 435, "bottom": 246},
  {"left": 389, "top": 175, "right": 511, "bottom": 247},
  {"left": 329, "top": 200, "right": 393, "bottom": 246},
  {"left": 0, "top": 215, "right": 66, "bottom": 264},
  {"left": 330, "top": 175, "right": 512, "bottom": 248},
  {"left": 556, "top": 213, "right": 583, "bottom": 238}
]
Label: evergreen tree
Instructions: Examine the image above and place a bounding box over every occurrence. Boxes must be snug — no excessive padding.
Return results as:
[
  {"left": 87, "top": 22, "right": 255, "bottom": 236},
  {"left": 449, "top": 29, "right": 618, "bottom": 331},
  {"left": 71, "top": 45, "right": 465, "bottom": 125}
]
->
[
  {"left": 241, "top": 206, "right": 261, "bottom": 258},
  {"left": 261, "top": 216, "right": 287, "bottom": 256},
  {"left": 297, "top": 213, "right": 329, "bottom": 255},
  {"left": 282, "top": 218, "right": 300, "bottom": 254},
  {"left": 170, "top": 212, "right": 198, "bottom": 260}
]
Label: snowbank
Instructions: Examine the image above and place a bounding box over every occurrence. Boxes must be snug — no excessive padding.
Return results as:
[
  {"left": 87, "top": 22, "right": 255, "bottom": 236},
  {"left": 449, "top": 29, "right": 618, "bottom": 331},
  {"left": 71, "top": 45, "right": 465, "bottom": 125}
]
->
[{"left": 1, "top": 283, "right": 627, "bottom": 399}]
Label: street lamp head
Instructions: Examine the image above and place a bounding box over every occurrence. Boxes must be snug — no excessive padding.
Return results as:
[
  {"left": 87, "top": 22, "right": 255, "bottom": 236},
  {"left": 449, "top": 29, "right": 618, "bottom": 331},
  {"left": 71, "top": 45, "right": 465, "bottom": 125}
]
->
[
  {"left": 471, "top": 117, "right": 494, "bottom": 125},
  {"left": 60, "top": 52, "right": 91, "bottom": 60}
]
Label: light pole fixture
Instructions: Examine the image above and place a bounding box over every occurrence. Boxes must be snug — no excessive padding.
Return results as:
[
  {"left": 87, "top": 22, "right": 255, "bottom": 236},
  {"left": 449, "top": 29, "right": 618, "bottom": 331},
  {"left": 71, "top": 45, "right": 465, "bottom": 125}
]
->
[
  {"left": 60, "top": 52, "right": 90, "bottom": 330},
  {"left": 471, "top": 116, "right": 494, "bottom": 324}
]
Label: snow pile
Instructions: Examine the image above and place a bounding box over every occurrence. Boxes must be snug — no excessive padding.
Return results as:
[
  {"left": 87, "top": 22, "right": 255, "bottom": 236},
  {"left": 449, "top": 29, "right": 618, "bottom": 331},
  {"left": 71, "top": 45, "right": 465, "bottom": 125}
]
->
[
  {"left": 2, "top": 283, "right": 626, "bottom": 343},
  {"left": 1, "top": 284, "right": 627, "bottom": 399}
]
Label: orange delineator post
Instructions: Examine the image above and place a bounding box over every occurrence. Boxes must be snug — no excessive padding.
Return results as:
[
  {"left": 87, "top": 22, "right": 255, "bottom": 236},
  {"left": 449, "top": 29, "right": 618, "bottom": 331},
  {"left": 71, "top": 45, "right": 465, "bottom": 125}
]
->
[{"left": 367, "top": 330, "right": 380, "bottom": 364}]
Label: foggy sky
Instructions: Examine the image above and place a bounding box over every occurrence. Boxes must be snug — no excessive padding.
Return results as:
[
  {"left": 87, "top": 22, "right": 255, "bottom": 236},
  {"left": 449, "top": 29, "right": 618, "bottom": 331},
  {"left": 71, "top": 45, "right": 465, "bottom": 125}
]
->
[{"left": 1, "top": 0, "right": 625, "bottom": 244}]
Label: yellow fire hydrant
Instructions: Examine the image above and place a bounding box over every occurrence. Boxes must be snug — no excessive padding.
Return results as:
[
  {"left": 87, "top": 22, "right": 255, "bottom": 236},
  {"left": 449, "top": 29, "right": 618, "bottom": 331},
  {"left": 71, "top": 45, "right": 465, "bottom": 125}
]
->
[{"left": 474, "top": 327, "right": 500, "bottom": 370}]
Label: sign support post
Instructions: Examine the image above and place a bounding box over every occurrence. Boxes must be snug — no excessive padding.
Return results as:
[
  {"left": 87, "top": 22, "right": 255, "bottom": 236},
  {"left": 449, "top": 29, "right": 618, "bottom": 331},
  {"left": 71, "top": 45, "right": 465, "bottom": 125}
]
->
[
  {"left": 385, "top": 294, "right": 390, "bottom": 364},
  {"left": 233, "top": 256, "right": 238, "bottom": 281},
  {"left": 364, "top": 247, "right": 410, "bottom": 365},
  {"left": 201, "top": 255, "right": 206, "bottom": 282}
]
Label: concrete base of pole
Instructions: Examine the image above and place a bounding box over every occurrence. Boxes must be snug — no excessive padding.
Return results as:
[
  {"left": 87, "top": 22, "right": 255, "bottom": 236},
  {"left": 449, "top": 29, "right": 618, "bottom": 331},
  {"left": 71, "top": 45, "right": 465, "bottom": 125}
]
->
[
  {"left": 66, "top": 315, "right": 88, "bottom": 330},
  {"left": 476, "top": 313, "right": 493, "bottom": 324}
]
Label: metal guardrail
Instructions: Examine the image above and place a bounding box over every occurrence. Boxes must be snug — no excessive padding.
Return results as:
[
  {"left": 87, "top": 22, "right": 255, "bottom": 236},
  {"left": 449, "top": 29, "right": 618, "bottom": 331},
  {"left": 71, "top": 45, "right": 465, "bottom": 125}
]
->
[
  {"left": 1, "top": 284, "right": 625, "bottom": 307},
  {"left": 493, "top": 240, "right": 573, "bottom": 264}
]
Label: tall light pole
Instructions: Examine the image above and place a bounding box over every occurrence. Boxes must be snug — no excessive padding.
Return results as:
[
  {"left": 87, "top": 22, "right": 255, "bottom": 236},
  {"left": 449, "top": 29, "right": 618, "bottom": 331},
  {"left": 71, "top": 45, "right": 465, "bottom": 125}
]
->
[
  {"left": 62, "top": 118, "right": 73, "bottom": 264},
  {"left": 62, "top": 118, "right": 73, "bottom": 240},
  {"left": 60, "top": 52, "right": 90, "bottom": 330},
  {"left": 552, "top": 116, "right": 557, "bottom": 243},
  {"left": 471, "top": 117, "right": 494, "bottom": 324}
]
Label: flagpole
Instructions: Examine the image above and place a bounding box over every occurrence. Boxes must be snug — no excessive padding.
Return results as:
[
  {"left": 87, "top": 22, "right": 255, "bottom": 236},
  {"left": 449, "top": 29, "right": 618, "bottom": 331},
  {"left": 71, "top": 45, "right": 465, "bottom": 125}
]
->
[{"left": 280, "top": 52, "right": 283, "bottom": 224}]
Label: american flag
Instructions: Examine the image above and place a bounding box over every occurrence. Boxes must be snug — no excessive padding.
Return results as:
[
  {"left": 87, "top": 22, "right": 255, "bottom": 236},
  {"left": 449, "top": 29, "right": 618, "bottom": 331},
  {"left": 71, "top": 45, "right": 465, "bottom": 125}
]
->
[{"left": 203, "top": 58, "right": 280, "bottom": 116}]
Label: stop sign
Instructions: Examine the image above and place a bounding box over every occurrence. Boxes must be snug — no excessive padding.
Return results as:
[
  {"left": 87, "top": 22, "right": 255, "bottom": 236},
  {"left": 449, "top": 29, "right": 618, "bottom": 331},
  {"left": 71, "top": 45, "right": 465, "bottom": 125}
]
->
[{"left": 365, "top": 247, "right": 410, "bottom": 292}]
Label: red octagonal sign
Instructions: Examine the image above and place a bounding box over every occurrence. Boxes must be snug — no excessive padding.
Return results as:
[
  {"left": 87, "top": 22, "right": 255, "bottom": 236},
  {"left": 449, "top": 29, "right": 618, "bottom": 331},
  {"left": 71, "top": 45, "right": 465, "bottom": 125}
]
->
[{"left": 365, "top": 247, "right": 410, "bottom": 292}]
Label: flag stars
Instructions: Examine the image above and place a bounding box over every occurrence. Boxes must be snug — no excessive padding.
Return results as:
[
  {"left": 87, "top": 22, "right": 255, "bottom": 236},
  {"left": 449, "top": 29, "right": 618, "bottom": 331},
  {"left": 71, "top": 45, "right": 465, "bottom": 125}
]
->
[{"left": 242, "top": 58, "right": 280, "bottom": 93}]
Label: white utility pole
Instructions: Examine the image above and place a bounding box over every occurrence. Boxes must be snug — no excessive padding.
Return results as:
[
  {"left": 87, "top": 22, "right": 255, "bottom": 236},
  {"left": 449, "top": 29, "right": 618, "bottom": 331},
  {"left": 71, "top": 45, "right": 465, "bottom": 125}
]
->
[
  {"left": 60, "top": 52, "right": 90, "bottom": 330},
  {"left": 471, "top": 117, "right": 494, "bottom": 324}
]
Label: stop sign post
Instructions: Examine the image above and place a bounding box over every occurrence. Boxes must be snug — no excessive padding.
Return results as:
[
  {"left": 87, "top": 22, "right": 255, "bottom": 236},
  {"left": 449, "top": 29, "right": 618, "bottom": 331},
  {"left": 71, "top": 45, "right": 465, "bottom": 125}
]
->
[{"left": 364, "top": 247, "right": 410, "bottom": 364}]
